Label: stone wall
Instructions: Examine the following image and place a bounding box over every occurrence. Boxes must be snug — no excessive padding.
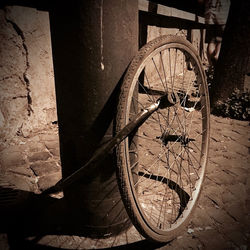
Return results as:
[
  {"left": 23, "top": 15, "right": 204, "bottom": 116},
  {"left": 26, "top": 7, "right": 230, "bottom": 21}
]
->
[
  {"left": 0, "top": 6, "right": 60, "bottom": 193},
  {"left": 0, "top": 6, "right": 57, "bottom": 147}
]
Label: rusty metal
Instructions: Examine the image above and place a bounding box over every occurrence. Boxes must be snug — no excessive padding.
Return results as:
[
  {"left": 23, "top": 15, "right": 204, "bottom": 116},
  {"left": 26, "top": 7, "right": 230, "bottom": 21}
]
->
[{"left": 42, "top": 98, "right": 164, "bottom": 195}]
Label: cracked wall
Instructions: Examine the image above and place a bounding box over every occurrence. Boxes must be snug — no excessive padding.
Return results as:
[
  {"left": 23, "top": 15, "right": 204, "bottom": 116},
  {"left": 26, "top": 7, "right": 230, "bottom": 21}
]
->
[{"left": 0, "top": 6, "right": 57, "bottom": 146}]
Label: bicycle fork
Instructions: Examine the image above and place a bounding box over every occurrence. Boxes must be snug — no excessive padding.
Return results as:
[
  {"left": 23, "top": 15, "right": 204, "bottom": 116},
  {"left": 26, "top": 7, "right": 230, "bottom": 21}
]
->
[{"left": 42, "top": 93, "right": 177, "bottom": 195}]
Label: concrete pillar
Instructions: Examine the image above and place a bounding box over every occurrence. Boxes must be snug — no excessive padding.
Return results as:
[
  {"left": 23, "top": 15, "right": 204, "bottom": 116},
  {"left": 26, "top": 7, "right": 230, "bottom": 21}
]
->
[{"left": 49, "top": 0, "right": 138, "bottom": 235}]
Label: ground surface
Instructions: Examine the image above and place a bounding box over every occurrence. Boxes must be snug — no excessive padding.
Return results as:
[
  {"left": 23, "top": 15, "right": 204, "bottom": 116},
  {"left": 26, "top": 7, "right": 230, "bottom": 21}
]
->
[{"left": 0, "top": 114, "right": 249, "bottom": 250}]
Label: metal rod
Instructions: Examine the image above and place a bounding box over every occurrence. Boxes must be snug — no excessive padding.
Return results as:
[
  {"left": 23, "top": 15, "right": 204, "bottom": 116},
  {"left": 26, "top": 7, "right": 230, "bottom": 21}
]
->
[{"left": 42, "top": 99, "right": 161, "bottom": 195}]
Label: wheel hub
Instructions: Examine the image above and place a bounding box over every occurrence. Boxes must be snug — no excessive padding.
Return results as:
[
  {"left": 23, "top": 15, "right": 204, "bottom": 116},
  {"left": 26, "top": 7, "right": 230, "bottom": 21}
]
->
[{"left": 157, "top": 133, "right": 195, "bottom": 146}]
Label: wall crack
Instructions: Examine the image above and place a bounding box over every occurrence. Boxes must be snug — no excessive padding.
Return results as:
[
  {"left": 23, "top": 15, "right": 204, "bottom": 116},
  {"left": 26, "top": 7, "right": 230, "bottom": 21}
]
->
[{"left": 4, "top": 8, "right": 33, "bottom": 116}]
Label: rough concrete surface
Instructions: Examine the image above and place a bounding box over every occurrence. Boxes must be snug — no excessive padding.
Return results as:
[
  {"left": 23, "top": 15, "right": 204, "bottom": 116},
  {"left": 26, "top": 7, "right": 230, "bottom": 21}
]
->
[{"left": 0, "top": 6, "right": 57, "bottom": 146}]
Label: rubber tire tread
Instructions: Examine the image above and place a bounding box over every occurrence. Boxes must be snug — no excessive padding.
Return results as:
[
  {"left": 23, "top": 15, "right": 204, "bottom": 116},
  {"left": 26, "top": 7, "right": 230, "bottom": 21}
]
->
[{"left": 116, "top": 35, "right": 210, "bottom": 242}]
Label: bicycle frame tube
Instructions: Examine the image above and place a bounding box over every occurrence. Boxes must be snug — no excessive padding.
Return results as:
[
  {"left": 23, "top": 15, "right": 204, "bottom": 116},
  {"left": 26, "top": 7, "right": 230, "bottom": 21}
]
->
[{"left": 42, "top": 99, "right": 162, "bottom": 195}]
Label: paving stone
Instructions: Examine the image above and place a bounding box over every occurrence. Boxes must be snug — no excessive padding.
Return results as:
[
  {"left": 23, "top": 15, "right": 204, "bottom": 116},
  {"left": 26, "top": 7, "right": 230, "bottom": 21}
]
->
[
  {"left": 226, "top": 230, "right": 248, "bottom": 247},
  {"left": 206, "top": 161, "right": 220, "bottom": 174},
  {"left": 225, "top": 158, "right": 249, "bottom": 173},
  {"left": 37, "top": 235, "right": 55, "bottom": 246},
  {"left": 44, "top": 235, "right": 69, "bottom": 249},
  {"left": 225, "top": 203, "right": 247, "bottom": 224},
  {"left": 193, "top": 229, "right": 227, "bottom": 249},
  {"left": 209, "top": 146, "right": 238, "bottom": 159},
  {"left": 189, "top": 206, "right": 214, "bottom": 227},
  {"left": 232, "top": 139, "right": 250, "bottom": 150},
  {"left": 110, "top": 231, "right": 130, "bottom": 247},
  {"left": 220, "top": 129, "right": 241, "bottom": 140},
  {"left": 223, "top": 140, "right": 249, "bottom": 157},
  {"left": 210, "top": 129, "right": 223, "bottom": 139},
  {"left": 44, "top": 141, "right": 59, "bottom": 149},
  {"left": 30, "top": 161, "right": 61, "bottom": 176},
  {"left": 125, "top": 225, "right": 143, "bottom": 244},
  {"left": 222, "top": 129, "right": 249, "bottom": 142},
  {"left": 220, "top": 167, "right": 248, "bottom": 184},
  {"left": 202, "top": 185, "right": 224, "bottom": 207},
  {"left": 206, "top": 207, "right": 236, "bottom": 226},
  {"left": 209, "top": 157, "right": 248, "bottom": 176},
  {"left": 28, "top": 151, "right": 51, "bottom": 162},
  {"left": 211, "top": 116, "right": 230, "bottom": 125},
  {"left": 23, "top": 141, "right": 46, "bottom": 153},
  {"left": 47, "top": 148, "right": 60, "bottom": 157},
  {"left": 27, "top": 135, "right": 40, "bottom": 142},
  {"left": 44, "top": 140, "right": 60, "bottom": 156},
  {"left": 37, "top": 172, "right": 62, "bottom": 191},
  {"left": 208, "top": 170, "right": 236, "bottom": 186},
  {"left": 167, "top": 234, "right": 202, "bottom": 250},
  {"left": 7, "top": 165, "right": 33, "bottom": 177},
  {"left": 0, "top": 151, "right": 26, "bottom": 168},
  {"left": 90, "top": 236, "right": 117, "bottom": 249},
  {"left": 0, "top": 145, "right": 21, "bottom": 153},
  {"left": 219, "top": 225, "right": 249, "bottom": 248},
  {"left": 1, "top": 173, "right": 33, "bottom": 192},
  {"left": 228, "top": 183, "right": 247, "bottom": 204},
  {"left": 203, "top": 174, "right": 217, "bottom": 185},
  {"left": 58, "top": 235, "right": 83, "bottom": 249},
  {"left": 197, "top": 192, "right": 214, "bottom": 206},
  {"left": 39, "top": 133, "right": 59, "bottom": 142},
  {"left": 221, "top": 189, "right": 239, "bottom": 205},
  {"left": 231, "top": 119, "right": 249, "bottom": 128},
  {"left": 210, "top": 133, "right": 223, "bottom": 143},
  {"left": 78, "top": 237, "right": 109, "bottom": 249}
]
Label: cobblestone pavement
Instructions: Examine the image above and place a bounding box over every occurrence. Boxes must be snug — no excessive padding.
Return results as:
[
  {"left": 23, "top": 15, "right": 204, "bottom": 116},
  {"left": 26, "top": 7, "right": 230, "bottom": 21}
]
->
[
  {"left": 0, "top": 124, "right": 62, "bottom": 195},
  {"left": 0, "top": 114, "right": 249, "bottom": 249}
]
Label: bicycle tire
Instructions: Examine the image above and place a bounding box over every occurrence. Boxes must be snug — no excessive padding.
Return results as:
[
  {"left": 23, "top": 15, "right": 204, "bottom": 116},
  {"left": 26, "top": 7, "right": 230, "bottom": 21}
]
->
[{"left": 116, "top": 35, "right": 210, "bottom": 242}]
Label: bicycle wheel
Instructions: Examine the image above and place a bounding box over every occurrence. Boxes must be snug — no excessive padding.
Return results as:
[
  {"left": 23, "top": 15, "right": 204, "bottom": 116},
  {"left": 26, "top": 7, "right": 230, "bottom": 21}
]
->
[{"left": 116, "top": 35, "right": 210, "bottom": 242}]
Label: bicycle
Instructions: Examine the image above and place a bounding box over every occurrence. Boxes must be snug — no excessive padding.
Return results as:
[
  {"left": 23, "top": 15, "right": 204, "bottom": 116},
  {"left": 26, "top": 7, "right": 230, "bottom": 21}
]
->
[{"left": 43, "top": 35, "right": 210, "bottom": 243}]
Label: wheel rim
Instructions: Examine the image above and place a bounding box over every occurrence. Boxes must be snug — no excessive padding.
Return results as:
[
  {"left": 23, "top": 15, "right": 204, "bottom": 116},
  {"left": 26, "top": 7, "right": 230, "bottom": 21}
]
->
[{"left": 124, "top": 43, "right": 209, "bottom": 236}]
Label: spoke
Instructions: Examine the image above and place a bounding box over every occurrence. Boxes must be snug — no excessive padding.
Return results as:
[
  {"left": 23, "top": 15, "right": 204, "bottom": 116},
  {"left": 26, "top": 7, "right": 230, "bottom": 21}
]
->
[
  {"left": 130, "top": 161, "right": 138, "bottom": 170},
  {"left": 157, "top": 186, "right": 167, "bottom": 228},
  {"left": 171, "top": 146, "right": 189, "bottom": 188},
  {"left": 152, "top": 57, "right": 167, "bottom": 93},
  {"left": 168, "top": 48, "right": 174, "bottom": 90},
  {"left": 181, "top": 51, "right": 188, "bottom": 136},
  {"left": 160, "top": 51, "right": 168, "bottom": 92},
  {"left": 157, "top": 109, "right": 180, "bottom": 136},
  {"left": 137, "top": 79, "right": 155, "bottom": 103},
  {"left": 144, "top": 71, "right": 157, "bottom": 103},
  {"left": 171, "top": 148, "right": 196, "bottom": 187},
  {"left": 189, "top": 128, "right": 207, "bottom": 144},
  {"left": 134, "top": 133, "right": 160, "bottom": 143},
  {"left": 142, "top": 113, "right": 166, "bottom": 135},
  {"left": 131, "top": 96, "right": 145, "bottom": 110},
  {"left": 185, "top": 147, "right": 202, "bottom": 169},
  {"left": 145, "top": 116, "right": 166, "bottom": 128},
  {"left": 138, "top": 145, "right": 187, "bottom": 187},
  {"left": 189, "top": 140, "right": 202, "bottom": 153},
  {"left": 172, "top": 105, "right": 185, "bottom": 131},
  {"left": 134, "top": 144, "right": 185, "bottom": 188},
  {"left": 172, "top": 49, "right": 177, "bottom": 90},
  {"left": 185, "top": 149, "right": 194, "bottom": 198}
]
